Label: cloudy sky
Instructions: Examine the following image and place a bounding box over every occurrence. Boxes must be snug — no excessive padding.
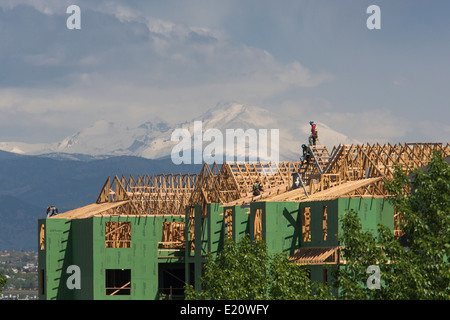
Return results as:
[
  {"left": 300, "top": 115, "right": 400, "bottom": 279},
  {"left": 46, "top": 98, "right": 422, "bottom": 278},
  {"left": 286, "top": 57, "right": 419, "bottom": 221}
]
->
[{"left": 0, "top": 0, "right": 449, "bottom": 145}]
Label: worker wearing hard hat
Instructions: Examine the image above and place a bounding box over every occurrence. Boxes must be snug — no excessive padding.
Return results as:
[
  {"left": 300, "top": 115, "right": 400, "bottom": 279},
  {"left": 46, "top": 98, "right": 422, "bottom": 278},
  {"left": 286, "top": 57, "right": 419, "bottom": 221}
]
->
[{"left": 308, "top": 121, "right": 318, "bottom": 145}]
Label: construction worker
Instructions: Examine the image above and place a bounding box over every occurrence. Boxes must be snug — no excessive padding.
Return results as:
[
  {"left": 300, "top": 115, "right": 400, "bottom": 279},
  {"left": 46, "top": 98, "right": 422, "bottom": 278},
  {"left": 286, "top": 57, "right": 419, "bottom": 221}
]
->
[
  {"left": 46, "top": 205, "right": 58, "bottom": 218},
  {"left": 301, "top": 144, "right": 311, "bottom": 164},
  {"left": 308, "top": 121, "right": 318, "bottom": 145},
  {"left": 292, "top": 172, "right": 301, "bottom": 190},
  {"left": 253, "top": 179, "right": 263, "bottom": 196}
]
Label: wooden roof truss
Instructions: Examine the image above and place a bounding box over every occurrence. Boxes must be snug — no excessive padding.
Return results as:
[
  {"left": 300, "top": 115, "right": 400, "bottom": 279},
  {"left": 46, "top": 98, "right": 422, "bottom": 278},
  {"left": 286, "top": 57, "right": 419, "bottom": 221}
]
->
[
  {"left": 96, "top": 173, "right": 198, "bottom": 215},
  {"left": 188, "top": 161, "right": 301, "bottom": 206},
  {"left": 219, "top": 142, "right": 449, "bottom": 205},
  {"left": 91, "top": 142, "right": 448, "bottom": 214}
]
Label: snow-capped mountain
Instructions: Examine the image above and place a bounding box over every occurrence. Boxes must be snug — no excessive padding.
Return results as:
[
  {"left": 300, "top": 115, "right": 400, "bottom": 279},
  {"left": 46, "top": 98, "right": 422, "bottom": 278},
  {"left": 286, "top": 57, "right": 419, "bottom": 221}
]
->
[{"left": 0, "top": 103, "right": 360, "bottom": 161}]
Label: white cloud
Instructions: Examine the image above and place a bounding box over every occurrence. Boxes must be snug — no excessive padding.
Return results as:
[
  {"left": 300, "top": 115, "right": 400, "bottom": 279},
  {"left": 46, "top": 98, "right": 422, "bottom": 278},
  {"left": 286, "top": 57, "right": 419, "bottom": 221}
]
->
[{"left": 277, "top": 61, "right": 332, "bottom": 88}]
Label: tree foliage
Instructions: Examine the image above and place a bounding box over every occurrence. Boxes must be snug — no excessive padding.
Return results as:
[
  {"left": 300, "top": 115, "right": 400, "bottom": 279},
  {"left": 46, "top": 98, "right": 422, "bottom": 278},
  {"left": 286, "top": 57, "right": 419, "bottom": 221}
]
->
[
  {"left": 331, "top": 209, "right": 388, "bottom": 299},
  {"left": 185, "top": 236, "right": 333, "bottom": 300},
  {"left": 383, "top": 152, "right": 450, "bottom": 299},
  {"left": 0, "top": 273, "right": 6, "bottom": 293},
  {"left": 334, "top": 152, "right": 450, "bottom": 299}
]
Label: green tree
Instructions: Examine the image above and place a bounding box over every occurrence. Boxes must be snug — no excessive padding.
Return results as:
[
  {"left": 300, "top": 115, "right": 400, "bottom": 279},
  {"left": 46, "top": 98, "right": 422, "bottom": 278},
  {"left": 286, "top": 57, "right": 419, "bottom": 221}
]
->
[
  {"left": 268, "top": 252, "right": 333, "bottom": 300},
  {"left": 185, "top": 235, "right": 333, "bottom": 300},
  {"left": 0, "top": 272, "right": 6, "bottom": 293},
  {"left": 186, "top": 236, "right": 269, "bottom": 299},
  {"left": 331, "top": 209, "right": 388, "bottom": 299},
  {"left": 334, "top": 152, "right": 450, "bottom": 299},
  {"left": 383, "top": 152, "right": 450, "bottom": 299}
]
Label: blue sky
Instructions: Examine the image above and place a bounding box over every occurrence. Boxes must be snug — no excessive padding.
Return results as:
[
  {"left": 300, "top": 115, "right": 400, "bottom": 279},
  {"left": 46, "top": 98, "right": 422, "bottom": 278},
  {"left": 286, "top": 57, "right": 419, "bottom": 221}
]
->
[{"left": 0, "top": 0, "right": 449, "bottom": 144}]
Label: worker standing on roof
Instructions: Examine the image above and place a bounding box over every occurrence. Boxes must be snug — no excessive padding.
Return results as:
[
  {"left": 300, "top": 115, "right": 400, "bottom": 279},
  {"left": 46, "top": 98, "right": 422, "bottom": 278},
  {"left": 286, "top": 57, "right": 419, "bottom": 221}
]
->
[
  {"left": 46, "top": 206, "right": 58, "bottom": 218},
  {"left": 308, "top": 121, "right": 318, "bottom": 146},
  {"left": 253, "top": 179, "right": 263, "bottom": 196}
]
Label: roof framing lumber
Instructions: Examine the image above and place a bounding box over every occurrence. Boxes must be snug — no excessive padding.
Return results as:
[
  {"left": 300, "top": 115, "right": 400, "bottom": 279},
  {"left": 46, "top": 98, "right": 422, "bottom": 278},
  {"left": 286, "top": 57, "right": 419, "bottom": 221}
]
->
[
  {"left": 96, "top": 173, "right": 198, "bottom": 216},
  {"left": 216, "top": 142, "right": 449, "bottom": 205}
]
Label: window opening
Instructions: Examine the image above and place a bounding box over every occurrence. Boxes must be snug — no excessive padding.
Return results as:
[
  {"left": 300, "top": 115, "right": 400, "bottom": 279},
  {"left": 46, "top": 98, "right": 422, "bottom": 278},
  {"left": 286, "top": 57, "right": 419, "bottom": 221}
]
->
[
  {"left": 105, "top": 222, "right": 131, "bottom": 248},
  {"left": 105, "top": 269, "right": 131, "bottom": 295}
]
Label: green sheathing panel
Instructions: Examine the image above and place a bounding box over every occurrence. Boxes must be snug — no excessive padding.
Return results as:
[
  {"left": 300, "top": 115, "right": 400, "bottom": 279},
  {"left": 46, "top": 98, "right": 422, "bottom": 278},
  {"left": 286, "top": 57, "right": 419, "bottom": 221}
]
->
[
  {"left": 209, "top": 203, "right": 252, "bottom": 253},
  {"left": 209, "top": 204, "right": 225, "bottom": 256},
  {"left": 232, "top": 205, "right": 251, "bottom": 242},
  {"left": 71, "top": 219, "right": 93, "bottom": 299},
  {"left": 338, "top": 198, "right": 394, "bottom": 237},
  {"left": 205, "top": 204, "right": 221, "bottom": 256},
  {"left": 309, "top": 265, "right": 325, "bottom": 284},
  {"left": 92, "top": 215, "right": 185, "bottom": 300},
  {"left": 38, "top": 218, "right": 73, "bottom": 300},
  {"left": 299, "top": 200, "right": 340, "bottom": 248},
  {"left": 263, "top": 202, "right": 302, "bottom": 255}
]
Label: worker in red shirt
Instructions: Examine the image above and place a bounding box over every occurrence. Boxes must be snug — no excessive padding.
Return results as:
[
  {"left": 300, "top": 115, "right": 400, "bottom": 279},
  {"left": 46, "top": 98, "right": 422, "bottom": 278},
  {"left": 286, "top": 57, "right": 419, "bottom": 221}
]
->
[{"left": 308, "top": 121, "right": 318, "bottom": 145}]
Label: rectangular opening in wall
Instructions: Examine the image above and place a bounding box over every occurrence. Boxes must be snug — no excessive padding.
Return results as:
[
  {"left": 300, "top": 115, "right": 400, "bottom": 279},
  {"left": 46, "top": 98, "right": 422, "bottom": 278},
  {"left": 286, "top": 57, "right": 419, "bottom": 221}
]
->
[
  {"left": 323, "top": 268, "right": 328, "bottom": 285},
  {"left": 39, "top": 224, "right": 45, "bottom": 251},
  {"left": 225, "top": 209, "right": 233, "bottom": 239},
  {"left": 105, "top": 222, "right": 131, "bottom": 248},
  {"left": 39, "top": 269, "right": 45, "bottom": 295},
  {"left": 302, "top": 207, "right": 311, "bottom": 242},
  {"left": 158, "top": 263, "right": 185, "bottom": 300},
  {"left": 323, "top": 206, "right": 328, "bottom": 241},
  {"left": 393, "top": 206, "right": 404, "bottom": 239},
  {"left": 189, "top": 263, "right": 195, "bottom": 288},
  {"left": 254, "top": 209, "right": 262, "bottom": 241},
  {"left": 105, "top": 269, "right": 131, "bottom": 296},
  {"left": 161, "top": 221, "right": 185, "bottom": 249}
]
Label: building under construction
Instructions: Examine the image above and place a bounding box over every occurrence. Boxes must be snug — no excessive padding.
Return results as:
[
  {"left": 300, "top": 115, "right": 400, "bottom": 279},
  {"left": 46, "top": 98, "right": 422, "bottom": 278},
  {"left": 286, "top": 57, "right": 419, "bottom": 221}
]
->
[{"left": 37, "top": 142, "right": 449, "bottom": 299}]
